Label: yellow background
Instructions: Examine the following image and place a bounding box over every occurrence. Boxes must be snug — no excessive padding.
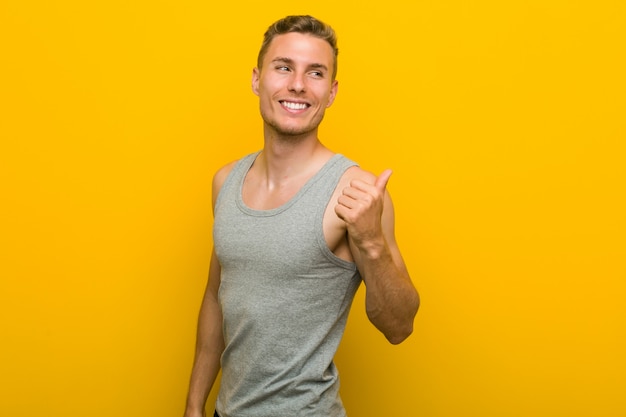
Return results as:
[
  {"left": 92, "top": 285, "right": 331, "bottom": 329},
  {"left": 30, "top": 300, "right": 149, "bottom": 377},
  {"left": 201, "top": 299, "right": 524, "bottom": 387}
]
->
[{"left": 1, "top": 1, "right": 625, "bottom": 416}]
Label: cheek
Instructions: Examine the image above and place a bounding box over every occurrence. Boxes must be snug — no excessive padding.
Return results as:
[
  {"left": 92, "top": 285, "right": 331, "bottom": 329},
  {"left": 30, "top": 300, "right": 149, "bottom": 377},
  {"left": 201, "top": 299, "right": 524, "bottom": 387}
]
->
[
  {"left": 261, "top": 74, "right": 284, "bottom": 89},
  {"left": 260, "top": 84, "right": 283, "bottom": 102}
]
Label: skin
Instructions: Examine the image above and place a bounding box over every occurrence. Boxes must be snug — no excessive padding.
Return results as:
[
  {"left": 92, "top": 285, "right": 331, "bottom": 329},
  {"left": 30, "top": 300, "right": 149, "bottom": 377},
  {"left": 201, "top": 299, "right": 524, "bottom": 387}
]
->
[{"left": 184, "top": 32, "right": 419, "bottom": 417}]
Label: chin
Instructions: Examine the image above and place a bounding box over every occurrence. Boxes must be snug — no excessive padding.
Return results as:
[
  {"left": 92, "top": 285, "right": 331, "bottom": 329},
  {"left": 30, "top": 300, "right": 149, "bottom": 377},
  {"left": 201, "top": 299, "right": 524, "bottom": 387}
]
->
[
  {"left": 278, "top": 127, "right": 315, "bottom": 137},
  {"left": 269, "top": 121, "right": 320, "bottom": 138}
]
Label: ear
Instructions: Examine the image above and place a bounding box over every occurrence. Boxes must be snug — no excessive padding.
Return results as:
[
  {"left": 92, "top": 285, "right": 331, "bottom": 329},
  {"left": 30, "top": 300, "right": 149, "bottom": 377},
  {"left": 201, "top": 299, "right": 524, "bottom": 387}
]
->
[
  {"left": 251, "top": 67, "right": 260, "bottom": 96},
  {"left": 326, "top": 80, "right": 339, "bottom": 108}
]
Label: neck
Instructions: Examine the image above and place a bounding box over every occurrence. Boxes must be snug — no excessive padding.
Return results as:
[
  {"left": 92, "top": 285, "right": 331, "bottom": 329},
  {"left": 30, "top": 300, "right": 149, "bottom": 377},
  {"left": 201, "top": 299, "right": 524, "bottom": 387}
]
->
[{"left": 257, "top": 127, "right": 333, "bottom": 188}]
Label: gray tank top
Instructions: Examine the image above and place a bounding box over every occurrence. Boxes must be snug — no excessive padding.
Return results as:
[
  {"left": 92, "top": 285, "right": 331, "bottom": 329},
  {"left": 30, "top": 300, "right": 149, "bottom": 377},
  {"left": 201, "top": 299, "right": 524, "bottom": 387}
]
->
[{"left": 213, "top": 152, "right": 361, "bottom": 417}]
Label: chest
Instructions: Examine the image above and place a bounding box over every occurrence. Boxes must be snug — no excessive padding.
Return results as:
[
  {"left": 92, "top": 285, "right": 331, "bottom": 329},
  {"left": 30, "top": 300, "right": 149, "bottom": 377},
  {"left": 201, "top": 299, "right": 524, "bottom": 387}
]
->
[
  {"left": 242, "top": 177, "right": 306, "bottom": 211},
  {"left": 251, "top": 176, "right": 348, "bottom": 253},
  {"left": 217, "top": 177, "right": 351, "bottom": 265}
]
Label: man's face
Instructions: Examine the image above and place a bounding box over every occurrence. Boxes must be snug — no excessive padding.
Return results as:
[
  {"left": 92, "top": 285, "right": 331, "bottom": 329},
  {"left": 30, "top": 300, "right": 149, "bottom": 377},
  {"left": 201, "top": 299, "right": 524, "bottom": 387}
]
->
[{"left": 252, "top": 32, "right": 338, "bottom": 138}]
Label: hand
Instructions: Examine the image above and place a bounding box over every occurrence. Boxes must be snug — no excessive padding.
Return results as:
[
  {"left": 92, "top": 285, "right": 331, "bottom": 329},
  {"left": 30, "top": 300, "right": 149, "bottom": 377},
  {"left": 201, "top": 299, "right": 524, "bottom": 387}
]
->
[{"left": 334, "top": 169, "right": 392, "bottom": 249}]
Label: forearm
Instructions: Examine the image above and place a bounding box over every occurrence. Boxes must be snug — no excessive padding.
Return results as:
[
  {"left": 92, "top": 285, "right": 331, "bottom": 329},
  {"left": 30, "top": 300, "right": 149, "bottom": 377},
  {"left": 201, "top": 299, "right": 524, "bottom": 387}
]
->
[
  {"left": 184, "top": 253, "right": 224, "bottom": 417},
  {"left": 184, "top": 339, "right": 222, "bottom": 417},
  {"left": 358, "top": 239, "right": 419, "bottom": 344}
]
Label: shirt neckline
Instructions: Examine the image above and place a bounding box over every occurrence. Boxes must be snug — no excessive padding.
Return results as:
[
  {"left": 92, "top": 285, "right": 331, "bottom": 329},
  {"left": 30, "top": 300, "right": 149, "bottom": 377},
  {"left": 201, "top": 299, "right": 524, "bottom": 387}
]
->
[{"left": 236, "top": 152, "right": 343, "bottom": 217}]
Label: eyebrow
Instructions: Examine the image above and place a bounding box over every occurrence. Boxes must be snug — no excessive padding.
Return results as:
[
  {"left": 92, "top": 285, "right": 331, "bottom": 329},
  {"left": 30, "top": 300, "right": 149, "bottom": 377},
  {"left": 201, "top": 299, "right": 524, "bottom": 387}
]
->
[{"left": 271, "top": 57, "right": 329, "bottom": 72}]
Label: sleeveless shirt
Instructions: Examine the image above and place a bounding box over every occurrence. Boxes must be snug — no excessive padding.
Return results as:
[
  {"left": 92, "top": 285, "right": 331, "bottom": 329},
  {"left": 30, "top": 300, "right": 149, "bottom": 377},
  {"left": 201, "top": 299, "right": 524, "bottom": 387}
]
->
[{"left": 213, "top": 152, "right": 362, "bottom": 417}]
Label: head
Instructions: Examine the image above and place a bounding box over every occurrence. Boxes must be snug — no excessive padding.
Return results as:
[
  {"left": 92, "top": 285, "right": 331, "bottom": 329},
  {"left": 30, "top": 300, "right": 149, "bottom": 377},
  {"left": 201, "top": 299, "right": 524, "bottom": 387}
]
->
[
  {"left": 252, "top": 16, "right": 339, "bottom": 139},
  {"left": 257, "top": 15, "right": 339, "bottom": 81}
]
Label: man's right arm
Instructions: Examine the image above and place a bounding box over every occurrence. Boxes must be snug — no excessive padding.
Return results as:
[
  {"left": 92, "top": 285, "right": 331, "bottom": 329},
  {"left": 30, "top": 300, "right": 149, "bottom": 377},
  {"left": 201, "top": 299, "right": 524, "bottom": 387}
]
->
[
  {"left": 184, "top": 163, "right": 235, "bottom": 417},
  {"left": 183, "top": 248, "right": 224, "bottom": 417}
]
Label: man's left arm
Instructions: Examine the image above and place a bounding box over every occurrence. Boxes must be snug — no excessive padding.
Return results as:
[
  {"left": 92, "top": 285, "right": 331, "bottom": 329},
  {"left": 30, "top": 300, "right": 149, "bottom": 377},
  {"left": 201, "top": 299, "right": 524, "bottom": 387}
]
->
[{"left": 335, "top": 169, "right": 420, "bottom": 344}]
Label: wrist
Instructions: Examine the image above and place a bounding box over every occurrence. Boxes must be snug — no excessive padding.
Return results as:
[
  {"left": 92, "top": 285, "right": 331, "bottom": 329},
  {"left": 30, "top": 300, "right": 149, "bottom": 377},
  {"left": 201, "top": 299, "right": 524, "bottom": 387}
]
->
[
  {"left": 358, "top": 238, "right": 388, "bottom": 260},
  {"left": 184, "top": 401, "right": 207, "bottom": 417},
  {"left": 183, "top": 408, "right": 206, "bottom": 417}
]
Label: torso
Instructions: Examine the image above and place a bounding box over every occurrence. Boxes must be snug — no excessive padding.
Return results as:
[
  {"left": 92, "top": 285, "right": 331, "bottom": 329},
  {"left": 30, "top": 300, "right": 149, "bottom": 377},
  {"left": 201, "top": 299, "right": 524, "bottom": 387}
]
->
[
  {"left": 226, "top": 154, "right": 361, "bottom": 263},
  {"left": 213, "top": 151, "right": 362, "bottom": 417}
]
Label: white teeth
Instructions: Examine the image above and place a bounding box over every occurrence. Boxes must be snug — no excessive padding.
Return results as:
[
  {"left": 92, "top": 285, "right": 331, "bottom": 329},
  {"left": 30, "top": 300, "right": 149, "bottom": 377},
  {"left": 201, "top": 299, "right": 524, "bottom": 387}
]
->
[{"left": 282, "top": 101, "right": 308, "bottom": 110}]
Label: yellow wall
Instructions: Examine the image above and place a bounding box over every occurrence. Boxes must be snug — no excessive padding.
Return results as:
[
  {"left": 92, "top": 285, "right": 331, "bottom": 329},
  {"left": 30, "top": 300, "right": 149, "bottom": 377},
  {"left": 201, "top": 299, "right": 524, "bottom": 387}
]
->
[{"left": 1, "top": 1, "right": 624, "bottom": 416}]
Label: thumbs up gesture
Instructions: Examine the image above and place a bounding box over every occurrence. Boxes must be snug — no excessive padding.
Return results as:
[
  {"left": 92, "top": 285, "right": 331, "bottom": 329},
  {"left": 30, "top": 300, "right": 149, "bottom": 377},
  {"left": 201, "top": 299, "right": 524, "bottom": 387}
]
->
[{"left": 335, "top": 169, "right": 392, "bottom": 248}]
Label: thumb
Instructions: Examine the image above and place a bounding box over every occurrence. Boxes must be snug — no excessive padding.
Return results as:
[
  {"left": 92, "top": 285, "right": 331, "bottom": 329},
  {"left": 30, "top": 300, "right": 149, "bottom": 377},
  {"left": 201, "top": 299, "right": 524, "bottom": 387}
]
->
[{"left": 375, "top": 169, "right": 393, "bottom": 192}]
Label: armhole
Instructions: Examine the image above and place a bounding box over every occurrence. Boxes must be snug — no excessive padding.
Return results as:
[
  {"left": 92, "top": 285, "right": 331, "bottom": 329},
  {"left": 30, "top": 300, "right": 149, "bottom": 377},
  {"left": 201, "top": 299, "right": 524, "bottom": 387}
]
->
[{"left": 317, "top": 159, "right": 360, "bottom": 270}]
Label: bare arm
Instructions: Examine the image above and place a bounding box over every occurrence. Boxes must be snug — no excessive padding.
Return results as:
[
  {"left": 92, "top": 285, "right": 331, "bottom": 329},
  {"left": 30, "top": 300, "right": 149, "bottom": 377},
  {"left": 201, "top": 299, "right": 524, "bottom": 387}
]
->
[
  {"left": 184, "top": 249, "right": 224, "bottom": 417},
  {"left": 335, "top": 169, "right": 419, "bottom": 344},
  {"left": 184, "top": 164, "right": 234, "bottom": 417}
]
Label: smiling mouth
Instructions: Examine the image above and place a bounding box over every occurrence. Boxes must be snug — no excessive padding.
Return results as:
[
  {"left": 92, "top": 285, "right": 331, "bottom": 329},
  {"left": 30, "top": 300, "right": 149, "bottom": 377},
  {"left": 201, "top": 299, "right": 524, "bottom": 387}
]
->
[{"left": 280, "top": 101, "right": 310, "bottom": 111}]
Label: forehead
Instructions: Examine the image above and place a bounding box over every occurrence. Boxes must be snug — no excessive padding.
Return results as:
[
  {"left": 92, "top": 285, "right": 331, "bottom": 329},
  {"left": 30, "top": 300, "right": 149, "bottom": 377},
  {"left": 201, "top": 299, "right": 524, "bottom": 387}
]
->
[{"left": 263, "top": 32, "right": 334, "bottom": 67}]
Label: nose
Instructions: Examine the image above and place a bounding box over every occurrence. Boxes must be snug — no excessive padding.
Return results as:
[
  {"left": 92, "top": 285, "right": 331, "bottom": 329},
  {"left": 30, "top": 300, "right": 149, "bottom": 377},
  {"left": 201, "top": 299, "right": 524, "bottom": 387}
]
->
[{"left": 288, "top": 72, "right": 306, "bottom": 93}]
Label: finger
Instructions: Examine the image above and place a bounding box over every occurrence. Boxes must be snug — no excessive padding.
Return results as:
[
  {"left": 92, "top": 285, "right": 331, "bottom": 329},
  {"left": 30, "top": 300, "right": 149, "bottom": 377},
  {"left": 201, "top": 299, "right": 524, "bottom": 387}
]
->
[
  {"left": 375, "top": 169, "right": 393, "bottom": 192},
  {"left": 341, "top": 185, "right": 369, "bottom": 201},
  {"left": 336, "top": 194, "right": 356, "bottom": 209}
]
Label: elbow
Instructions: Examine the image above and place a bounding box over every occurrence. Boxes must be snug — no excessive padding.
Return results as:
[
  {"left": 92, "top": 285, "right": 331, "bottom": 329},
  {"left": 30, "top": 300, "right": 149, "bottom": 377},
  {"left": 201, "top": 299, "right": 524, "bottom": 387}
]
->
[
  {"left": 386, "top": 291, "right": 420, "bottom": 345},
  {"left": 367, "top": 311, "right": 414, "bottom": 345},
  {"left": 412, "top": 289, "right": 421, "bottom": 317},
  {"left": 385, "top": 325, "right": 413, "bottom": 345},
  {"left": 379, "top": 315, "right": 417, "bottom": 345}
]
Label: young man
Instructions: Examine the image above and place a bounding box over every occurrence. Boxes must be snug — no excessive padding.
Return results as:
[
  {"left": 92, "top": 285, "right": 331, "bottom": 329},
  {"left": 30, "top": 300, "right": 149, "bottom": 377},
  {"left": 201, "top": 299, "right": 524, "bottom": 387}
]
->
[{"left": 184, "top": 15, "right": 419, "bottom": 417}]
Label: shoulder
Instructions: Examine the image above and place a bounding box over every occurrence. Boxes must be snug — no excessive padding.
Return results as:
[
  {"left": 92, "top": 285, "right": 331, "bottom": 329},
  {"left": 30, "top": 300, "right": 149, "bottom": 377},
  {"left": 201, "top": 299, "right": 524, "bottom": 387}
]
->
[
  {"left": 211, "top": 159, "right": 239, "bottom": 209},
  {"left": 213, "top": 160, "right": 238, "bottom": 189},
  {"left": 338, "top": 164, "right": 377, "bottom": 187},
  {"left": 212, "top": 151, "right": 260, "bottom": 192}
]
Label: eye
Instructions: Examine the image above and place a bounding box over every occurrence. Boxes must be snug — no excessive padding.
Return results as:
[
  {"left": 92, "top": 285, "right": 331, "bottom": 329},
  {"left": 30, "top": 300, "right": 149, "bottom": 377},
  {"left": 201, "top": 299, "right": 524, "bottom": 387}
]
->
[
  {"left": 310, "top": 71, "right": 324, "bottom": 78},
  {"left": 276, "top": 65, "right": 290, "bottom": 72}
]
